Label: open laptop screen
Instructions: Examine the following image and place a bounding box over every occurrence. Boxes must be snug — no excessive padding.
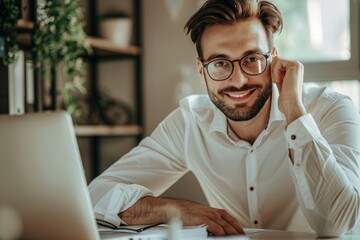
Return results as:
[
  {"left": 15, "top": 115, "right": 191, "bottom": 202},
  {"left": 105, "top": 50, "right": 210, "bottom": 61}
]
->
[{"left": 0, "top": 111, "right": 100, "bottom": 240}]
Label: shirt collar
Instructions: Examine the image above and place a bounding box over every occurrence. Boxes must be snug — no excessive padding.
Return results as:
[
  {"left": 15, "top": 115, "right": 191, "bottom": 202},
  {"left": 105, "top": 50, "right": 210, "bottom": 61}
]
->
[{"left": 208, "top": 84, "right": 286, "bottom": 135}]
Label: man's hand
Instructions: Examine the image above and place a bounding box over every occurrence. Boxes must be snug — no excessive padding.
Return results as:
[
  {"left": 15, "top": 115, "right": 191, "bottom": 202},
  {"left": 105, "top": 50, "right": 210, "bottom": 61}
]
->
[
  {"left": 271, "top": 56, "right": 306, "bottom": 125},
  {"left": 119, "top": 196, "right": 244, "bottom": 236}
]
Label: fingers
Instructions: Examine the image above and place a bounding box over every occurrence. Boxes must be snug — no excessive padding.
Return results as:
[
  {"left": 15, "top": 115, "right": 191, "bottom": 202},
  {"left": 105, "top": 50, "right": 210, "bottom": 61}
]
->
[
  {"left": 206, "top": 210, "right": 245, "bottom": 236},
  {"left": 270, "top": 56, "right": 284, "bottom": 92},
  {"left": 270, "top": 56, "right": 304, "bottom": 94},
  {"left": 221, "top": 212, "right": 245, "bottom": 234},
  {"left": 207, "top": 219, "right": 241, "bottom": 236},
  {"left": 174, "top": 199, "right": 244, "bottom": 236}
]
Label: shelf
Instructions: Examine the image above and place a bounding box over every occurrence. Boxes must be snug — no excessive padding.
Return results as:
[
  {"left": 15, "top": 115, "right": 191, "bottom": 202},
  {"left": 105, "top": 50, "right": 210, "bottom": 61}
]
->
[
  {"left": 13, "top": 22, "right": 141, "bottom": 57},
  {"left": 16, "top": 19, "right": 34, "bottom": 31},
  {"left": 75, "top": 124, "right": 142, "bottom": 137},
  {"left": 12, "top": 21, "right": 141, "bottom": 57},
  {"left": 87, "top": 37, "right": 141, "bottom": 57},
  {"left": 14, "top": 19, "right": 33, "bottom": 49}
]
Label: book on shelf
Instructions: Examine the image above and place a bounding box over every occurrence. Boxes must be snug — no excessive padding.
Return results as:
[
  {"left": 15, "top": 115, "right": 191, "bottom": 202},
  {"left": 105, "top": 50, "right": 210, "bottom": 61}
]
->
[{"left": 8, "top": 51, "right": 25, "bottom": 115}]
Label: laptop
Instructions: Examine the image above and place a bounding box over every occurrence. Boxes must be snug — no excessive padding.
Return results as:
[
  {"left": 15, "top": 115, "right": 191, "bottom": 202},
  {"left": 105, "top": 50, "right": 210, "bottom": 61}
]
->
[
  {"left": 0, "top": 111, "right": 166, "bottom": 240},
  {"left": 0, "top": 111, "right": 100, "bottom": 239}
]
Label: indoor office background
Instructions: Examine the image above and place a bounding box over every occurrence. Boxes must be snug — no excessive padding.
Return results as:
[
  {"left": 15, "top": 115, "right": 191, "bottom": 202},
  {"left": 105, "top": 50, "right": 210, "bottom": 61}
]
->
[{"left": 1, "top": 0, "right": 359, "bottom": 206}]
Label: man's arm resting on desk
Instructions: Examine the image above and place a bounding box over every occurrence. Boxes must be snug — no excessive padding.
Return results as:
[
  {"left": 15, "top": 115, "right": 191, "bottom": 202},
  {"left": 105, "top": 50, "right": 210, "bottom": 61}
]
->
[{"left": 119, "top": 196, "right": 245, "bottom": 236}]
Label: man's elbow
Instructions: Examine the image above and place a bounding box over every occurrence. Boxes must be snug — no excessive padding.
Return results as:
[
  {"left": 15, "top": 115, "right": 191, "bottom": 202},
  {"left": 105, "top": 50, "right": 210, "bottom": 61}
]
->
[
  {"left": 315, "top": 199, "right": 360, "bottom": 237},
  {"left": 315, "top": 221, "right": 359, "bottom": 238}
]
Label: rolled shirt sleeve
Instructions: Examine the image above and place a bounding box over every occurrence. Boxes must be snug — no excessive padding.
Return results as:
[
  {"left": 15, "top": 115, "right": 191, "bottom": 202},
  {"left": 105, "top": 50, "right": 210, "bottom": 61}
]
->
[{"left": 89, "top": 183, "right": 153, "bottom": 226}]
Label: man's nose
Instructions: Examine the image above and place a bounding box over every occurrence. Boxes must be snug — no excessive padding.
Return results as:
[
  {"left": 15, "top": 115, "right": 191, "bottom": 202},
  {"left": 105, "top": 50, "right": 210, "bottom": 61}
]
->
[{"left": 229, "top": 62, "right": 248, "bottom": 86}]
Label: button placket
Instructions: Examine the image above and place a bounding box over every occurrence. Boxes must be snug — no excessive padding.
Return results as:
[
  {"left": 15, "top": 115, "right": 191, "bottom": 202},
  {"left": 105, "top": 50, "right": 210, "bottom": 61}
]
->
[{"left": 246, "top": 147, "right": 260, "bottom": 228}]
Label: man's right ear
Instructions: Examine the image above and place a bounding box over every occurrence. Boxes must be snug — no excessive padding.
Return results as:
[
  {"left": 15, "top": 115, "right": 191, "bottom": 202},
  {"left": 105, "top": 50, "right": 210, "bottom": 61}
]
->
[
  {"left": 196, "top": 58, "right": 206, "bottom": 85},
  {"left": 197, "top": 58, "right": 204, "bottom": 76}
]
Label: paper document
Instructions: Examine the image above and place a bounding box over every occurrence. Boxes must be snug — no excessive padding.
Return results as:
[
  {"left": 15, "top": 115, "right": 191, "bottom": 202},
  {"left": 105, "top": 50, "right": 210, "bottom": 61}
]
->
[{"left": 99, "top": 224, "right": 208, "bottom": 239}]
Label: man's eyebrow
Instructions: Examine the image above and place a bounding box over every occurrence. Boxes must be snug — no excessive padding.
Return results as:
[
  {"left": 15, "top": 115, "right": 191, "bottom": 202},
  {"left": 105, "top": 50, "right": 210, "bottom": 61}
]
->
[
  {"left": 203, "top": 48, "right": 268, "bottom": 62},
  {"left": 204, "top": 54, "right": 230, "bottom": 62}
]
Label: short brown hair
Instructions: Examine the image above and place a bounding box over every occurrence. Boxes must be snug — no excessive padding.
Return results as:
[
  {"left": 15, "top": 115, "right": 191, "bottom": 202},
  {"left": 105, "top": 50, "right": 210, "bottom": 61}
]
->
[{"left": 184, "top": 0, "right": 283, "bottom": 60}]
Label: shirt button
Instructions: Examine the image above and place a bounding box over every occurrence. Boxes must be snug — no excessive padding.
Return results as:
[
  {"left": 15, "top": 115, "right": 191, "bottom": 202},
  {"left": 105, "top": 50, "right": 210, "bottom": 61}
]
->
[
  {"left": 254, "top": 220, "right": 258, "bottom": 225},
  {"left": 296, "top": 162, "right": 301, "bottom": 167},
  {"left": 249, "top": 186, "right": 254, "bottom": 191},
  {"left": 250, "top": 149, "right": 254, "bottom": 153},
  {"left": 291, "top": 134, "right": 296, "bottom": 140}
]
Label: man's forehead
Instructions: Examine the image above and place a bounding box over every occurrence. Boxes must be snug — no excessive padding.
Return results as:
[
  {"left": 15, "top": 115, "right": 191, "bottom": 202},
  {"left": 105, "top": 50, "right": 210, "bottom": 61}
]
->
[{"left": 200, "top": 18, "right": 269, "bottom": 60}]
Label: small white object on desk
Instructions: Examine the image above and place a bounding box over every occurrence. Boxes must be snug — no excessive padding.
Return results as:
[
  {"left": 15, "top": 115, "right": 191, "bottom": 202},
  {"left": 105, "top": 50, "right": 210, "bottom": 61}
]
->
[{"left": 167, "top": 207, "right": 182, "bottom": 240}]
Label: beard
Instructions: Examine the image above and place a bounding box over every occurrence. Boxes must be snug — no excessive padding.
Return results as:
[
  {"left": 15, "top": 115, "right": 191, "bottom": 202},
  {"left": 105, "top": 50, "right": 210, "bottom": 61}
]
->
[{"left": 207, "top": 80, "right": 272, "bottom": 122}]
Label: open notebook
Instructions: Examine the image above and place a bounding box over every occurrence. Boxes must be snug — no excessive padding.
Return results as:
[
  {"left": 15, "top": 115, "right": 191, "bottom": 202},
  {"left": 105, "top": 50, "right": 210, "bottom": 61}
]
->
[{"left": 98, "top": 223, "right": 208, "bottom": 239}]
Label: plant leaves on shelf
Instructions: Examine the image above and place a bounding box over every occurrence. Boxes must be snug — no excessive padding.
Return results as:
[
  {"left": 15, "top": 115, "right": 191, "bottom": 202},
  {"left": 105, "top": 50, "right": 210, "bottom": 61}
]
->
[{"left": 32, "top": 0, "right": 92, "bottom": 121}]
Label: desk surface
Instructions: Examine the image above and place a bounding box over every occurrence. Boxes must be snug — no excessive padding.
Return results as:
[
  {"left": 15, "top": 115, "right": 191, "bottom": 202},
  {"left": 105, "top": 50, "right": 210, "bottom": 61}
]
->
[
  {"left": 100, "top": 228, "right": 360, "bottom": 240},
  {"left": 246, "top": 228, "right": 360, "bottom": 239},
  {"left": 101, "top": 229, "right": 360, "bottom": 240}
]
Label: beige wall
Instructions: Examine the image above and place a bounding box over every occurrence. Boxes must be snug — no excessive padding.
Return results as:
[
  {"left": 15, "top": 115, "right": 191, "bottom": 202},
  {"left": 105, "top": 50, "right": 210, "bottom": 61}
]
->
[
  {"left": 142, "top": 0, "right": 207, "bottom": 204},
  {"left": 143, "top": 0, "right": 203, "bottom": 132}
]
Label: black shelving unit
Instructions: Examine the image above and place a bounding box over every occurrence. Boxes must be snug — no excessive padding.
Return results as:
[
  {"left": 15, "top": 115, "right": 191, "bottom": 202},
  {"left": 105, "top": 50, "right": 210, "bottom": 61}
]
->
[{"left": 84, "top": 0, "right": 144, "bottom": 179}]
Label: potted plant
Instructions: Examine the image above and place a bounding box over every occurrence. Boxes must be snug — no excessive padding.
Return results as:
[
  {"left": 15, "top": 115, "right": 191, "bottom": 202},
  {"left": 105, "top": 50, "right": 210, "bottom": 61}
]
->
[
  {"left": 98, "top": 11, "right": 132, "bottom": 47},
  {"left": 32, "top": 0, "right": 92, "bottom": 120},
  {"left": 0, "top": 0, "right": 20, "bottom": 65}
]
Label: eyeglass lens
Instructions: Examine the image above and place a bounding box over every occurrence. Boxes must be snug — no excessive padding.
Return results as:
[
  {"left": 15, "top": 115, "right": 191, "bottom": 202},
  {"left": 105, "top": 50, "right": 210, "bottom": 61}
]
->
[{"left": 207, "top": 53, "right": 268, "bottom": 81}]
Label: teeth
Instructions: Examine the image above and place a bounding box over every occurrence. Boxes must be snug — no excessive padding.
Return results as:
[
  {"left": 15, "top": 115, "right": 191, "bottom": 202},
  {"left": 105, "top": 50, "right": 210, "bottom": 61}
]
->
[{"left": 228, "top": 92, "right": 250, "bottom": 98}]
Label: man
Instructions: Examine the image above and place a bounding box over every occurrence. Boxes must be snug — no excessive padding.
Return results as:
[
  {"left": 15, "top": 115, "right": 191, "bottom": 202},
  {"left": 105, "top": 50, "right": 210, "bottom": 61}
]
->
[{"left": 89, "top": 0, "right": 360, "bottom": 237}]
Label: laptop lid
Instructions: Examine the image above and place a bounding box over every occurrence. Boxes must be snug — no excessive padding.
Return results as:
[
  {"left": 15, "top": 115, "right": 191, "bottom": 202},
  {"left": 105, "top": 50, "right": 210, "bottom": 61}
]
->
[{"left": 0, "top": 111, "right": 100, "bottom": 240}]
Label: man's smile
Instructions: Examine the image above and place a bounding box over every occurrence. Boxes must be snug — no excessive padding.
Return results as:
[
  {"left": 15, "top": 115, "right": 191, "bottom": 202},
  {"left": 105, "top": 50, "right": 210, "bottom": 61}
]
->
[{"left": 223, "top": 88, "right": 257, "bottom": 103}]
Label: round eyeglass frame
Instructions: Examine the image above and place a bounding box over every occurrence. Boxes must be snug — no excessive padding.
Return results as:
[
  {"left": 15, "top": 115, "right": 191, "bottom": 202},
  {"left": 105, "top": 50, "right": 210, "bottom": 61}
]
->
[{"left": 201, "top": 51, "right": 272, "bottom": 81}]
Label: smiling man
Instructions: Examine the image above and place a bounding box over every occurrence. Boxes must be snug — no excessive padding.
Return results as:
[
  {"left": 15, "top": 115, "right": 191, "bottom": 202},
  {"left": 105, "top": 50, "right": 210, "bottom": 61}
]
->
[{"left": 89, "top": 0, "right": 360, "bottom": 237}]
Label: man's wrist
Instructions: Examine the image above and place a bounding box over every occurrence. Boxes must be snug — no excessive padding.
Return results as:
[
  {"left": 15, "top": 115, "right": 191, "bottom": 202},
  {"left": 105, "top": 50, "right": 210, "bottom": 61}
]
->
[
  {"left": 282, "top": 101, "right": 306, "bottom": 125},
  {"left": 119, "top": 196, "right": 176, "bottom": 225}
]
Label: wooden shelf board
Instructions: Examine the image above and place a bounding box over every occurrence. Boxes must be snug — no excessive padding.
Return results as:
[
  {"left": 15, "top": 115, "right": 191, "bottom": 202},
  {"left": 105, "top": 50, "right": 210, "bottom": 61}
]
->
[
  {"left": 75, "top": 125, "right": 142, "bottom": 137},
  {"left": 12, "top": 23, "right": 141, "bottom": 56},
  {"left": 16, "top": 19, "right": 34, "bottom": 30},
  {"left": 87, "top": 37, "right": 141, "bottom": 56}
]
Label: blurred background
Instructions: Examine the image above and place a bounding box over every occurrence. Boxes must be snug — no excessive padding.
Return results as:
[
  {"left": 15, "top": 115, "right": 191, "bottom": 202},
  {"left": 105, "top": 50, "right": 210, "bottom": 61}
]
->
[{"left": 0, "top": 0, "right": 359, "bottom": 205}]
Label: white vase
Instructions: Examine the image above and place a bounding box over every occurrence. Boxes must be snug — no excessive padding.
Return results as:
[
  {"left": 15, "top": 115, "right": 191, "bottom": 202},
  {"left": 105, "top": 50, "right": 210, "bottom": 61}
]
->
[{"left": 99, "top": 18, "right": 132, "bottom": 47}]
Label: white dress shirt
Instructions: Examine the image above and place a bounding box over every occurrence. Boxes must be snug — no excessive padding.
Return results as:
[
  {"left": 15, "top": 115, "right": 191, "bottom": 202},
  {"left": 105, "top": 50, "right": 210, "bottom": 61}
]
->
[{"left": 88, "top": 84, "right": 360, "bottom": 236}]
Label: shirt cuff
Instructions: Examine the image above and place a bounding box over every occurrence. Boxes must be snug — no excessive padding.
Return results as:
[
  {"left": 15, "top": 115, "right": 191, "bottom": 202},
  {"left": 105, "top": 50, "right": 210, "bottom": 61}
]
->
[
  {"left": 93, "top": 184, "right": 153, "bottom": 226},
  {"left": 286, "top": 113, "right": 322, "bottom": 150}
]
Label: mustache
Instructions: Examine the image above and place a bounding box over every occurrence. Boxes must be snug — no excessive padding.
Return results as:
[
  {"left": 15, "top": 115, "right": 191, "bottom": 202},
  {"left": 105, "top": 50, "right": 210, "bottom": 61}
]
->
[{"left": 218, "top": 84, "right": 262, "bottom": 94}]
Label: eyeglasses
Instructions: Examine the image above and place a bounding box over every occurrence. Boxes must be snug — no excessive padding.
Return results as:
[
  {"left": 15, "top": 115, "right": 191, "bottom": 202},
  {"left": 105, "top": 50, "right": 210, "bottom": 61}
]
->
[{"left": 202, "top": 51, "right": 272, "bottom": 81}]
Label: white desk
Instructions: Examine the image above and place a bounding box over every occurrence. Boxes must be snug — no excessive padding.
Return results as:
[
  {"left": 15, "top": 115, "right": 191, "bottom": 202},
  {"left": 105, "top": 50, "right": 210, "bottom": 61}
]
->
[
  {"left": 100, "top": 228, "right": 360, "bottom": 240},
  {"left": 246, "top": 228, "right": 360, "bottom": 239}
]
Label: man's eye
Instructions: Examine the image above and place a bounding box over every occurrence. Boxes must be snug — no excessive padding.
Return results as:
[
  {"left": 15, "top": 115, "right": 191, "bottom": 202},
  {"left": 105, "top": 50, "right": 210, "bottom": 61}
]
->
[
  {"left": 214, "top": 61, "right": 225, "bottom": 67},
  {"left": 213, "top": 60, "right": 229, "bottom": 68},
  {"left": 245, "top": 56, "right": 260, "bottom": 63}
]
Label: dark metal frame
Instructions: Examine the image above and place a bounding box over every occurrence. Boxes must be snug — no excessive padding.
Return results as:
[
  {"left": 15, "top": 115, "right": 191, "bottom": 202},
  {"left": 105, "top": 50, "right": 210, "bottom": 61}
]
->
[{"left": 87, "top": 0, "right": 144, "bottom": 178}]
